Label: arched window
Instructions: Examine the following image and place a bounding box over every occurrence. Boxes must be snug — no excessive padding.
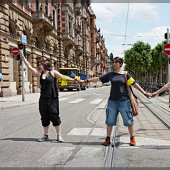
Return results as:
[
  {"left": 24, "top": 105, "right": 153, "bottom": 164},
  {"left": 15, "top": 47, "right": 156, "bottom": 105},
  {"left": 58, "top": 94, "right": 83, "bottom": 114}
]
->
[{"left": 9, "top": 24, "right": 15, "bottom": 38}]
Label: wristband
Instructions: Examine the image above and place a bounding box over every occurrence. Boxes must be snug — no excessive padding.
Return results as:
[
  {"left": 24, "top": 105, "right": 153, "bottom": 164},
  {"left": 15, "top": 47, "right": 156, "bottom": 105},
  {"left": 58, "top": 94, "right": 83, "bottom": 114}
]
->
[{"left": 84, "top": 79, "right": 89, "bottom": 83}]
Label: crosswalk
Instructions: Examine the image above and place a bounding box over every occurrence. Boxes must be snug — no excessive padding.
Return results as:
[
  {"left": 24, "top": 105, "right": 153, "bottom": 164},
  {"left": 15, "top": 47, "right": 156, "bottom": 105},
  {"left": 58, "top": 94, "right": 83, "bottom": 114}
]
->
[{"left": 59, "top": 97, "right": 104, "bottom": 105}]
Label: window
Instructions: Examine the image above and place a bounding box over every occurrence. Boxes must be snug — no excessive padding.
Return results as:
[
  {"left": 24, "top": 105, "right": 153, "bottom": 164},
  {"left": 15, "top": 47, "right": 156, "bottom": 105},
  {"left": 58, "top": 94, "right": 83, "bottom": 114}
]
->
[
  {"left": 9, "top": 24, "right": 15, "bottom": 38},
  {"left": 53, "top": 10, "right": 56, "bottom": 28},
  {"left": 45, "top": 2, "right": 48, "bottom": 15},
  {"left": 90, "top": 19, "right": 93, "bottom": 26},
  {"left": 91, "top": 47, "right": 93, "bottom": 55},
  {"left": 36, "top": 0, "right": 39, "bottom": 11},
  {"left": 68, "top": 15, "right": 72, "bottom": 34},
  {"left": 91, "top": 33, "right": 93, "bottom": 42}
]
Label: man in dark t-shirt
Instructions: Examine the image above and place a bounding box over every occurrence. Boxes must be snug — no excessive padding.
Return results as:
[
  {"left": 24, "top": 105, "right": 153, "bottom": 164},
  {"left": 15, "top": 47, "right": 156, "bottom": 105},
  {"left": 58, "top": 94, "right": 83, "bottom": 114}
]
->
[{"left": 79, "top": 57, "right": 149, "bottom": 146}]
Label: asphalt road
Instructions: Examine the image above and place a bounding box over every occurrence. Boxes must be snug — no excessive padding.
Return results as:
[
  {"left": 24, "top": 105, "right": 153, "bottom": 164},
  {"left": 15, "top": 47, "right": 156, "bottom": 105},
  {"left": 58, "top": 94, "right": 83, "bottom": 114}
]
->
[{"left": 0, "top": 86, "right": 110, "bottom": 167}]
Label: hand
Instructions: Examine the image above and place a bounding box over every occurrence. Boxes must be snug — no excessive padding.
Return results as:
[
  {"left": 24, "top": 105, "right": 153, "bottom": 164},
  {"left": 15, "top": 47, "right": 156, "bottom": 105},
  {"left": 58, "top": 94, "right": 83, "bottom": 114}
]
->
[
  {"left": 77, "top": 79, "right": 85, "bottom": 83},
  {"left": 144, "top": 92, "right": 152, "bottom": 99},
  {"left": 74, "top": 78, "right": 79, "bottom": 83},
  {"left": 19, "top": 50, "right": 24, "bottom": 58},
  {"left": 151, "top": 92, "right": 157, "bottom": 98}
]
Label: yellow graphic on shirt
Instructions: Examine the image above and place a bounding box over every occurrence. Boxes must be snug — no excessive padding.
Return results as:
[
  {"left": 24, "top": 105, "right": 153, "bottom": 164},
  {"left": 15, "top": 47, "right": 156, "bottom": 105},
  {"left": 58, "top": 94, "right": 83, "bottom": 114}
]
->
[
  {"left": 127, "top": 77, "right": 135, "bottom": 86},
  {"left": 61, "top": 76, "right": 68, "bottom": 86}
]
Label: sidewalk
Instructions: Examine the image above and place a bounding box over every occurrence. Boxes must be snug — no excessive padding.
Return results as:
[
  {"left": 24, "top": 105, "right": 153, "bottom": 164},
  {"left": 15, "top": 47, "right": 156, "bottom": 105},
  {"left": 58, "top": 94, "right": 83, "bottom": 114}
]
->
[
  {"left": 0, "top": 91, "right": 77, "bottom": 110},
  {"left": 113, "top": 90, "right": 170, "bottom": 167}
]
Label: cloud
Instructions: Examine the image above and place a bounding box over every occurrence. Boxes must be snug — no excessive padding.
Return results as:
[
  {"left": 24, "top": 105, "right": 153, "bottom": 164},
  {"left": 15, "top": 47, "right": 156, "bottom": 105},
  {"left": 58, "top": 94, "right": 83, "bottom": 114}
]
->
[
  {"left": 91, "top": 3, "right": 159, "bottom": 23},
  {"left": 137, "top": 26, "right": 169, "bottom": 47},
  {"left": 129, "top": 3, "right": 159, "bottom": 22},
  {"left": 91, "top": 3, "right": 127, "bottom": 23}
]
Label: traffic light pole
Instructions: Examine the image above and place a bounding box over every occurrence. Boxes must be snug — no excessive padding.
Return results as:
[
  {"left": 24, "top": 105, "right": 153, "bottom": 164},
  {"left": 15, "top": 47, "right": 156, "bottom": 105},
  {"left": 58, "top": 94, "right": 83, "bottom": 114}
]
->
[
  {"left": 167, "top": 28, "right": 170, "bottom": 103},
  {"left": 21, "top": 51, "right": 25, "bottom": 102}
]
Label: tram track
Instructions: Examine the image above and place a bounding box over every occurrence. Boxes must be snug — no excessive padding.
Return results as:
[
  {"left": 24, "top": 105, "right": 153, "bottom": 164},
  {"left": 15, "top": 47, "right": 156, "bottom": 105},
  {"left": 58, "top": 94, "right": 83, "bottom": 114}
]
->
[{"left": 135, "top": 88, "right": 170, "bottom": 129}]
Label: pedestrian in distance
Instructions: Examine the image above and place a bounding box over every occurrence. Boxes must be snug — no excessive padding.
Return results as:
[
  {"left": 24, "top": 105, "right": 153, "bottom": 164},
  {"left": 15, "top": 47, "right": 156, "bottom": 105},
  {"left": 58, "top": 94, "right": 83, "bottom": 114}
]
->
[
  {"left": 0, "top": 72, "right": 3, "bottom": 93},
  {"left": 79, "top": 57, "right": 150, "bottom": 146},
  {"left": 148, "top": 82, "right": 170, "bottom": 98},
  {"left": 19, "top": 50, "right": 78, "bottom": 142}
]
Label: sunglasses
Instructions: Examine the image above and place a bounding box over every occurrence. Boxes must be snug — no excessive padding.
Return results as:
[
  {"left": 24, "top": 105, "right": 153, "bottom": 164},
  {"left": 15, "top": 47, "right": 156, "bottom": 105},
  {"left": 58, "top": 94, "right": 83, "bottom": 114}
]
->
[{"left": 113, "top": 61, "right": 119, "bottom": 64}]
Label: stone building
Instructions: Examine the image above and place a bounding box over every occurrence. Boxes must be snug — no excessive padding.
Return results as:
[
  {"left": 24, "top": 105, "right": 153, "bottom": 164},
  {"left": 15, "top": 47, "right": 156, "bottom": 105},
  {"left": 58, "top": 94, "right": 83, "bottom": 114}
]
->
[
  {"left": 0, "top": 2, "right": 107, "bottom": 97},
  {"left": 0, "top": 2, "right": 64, "bottom": 97},
  {"left": 61, "top": 2, "right": 90, "bottom": 74},
  {"left": 89, "top": 7, "right": 108, "bottom": 78}
]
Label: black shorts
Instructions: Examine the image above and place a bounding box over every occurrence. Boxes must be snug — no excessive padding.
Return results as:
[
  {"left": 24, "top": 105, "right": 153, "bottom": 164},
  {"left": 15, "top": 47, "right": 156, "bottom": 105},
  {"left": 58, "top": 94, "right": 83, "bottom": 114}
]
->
[{"left": 39, "top": 97, "right": 61, "bottom": 127}]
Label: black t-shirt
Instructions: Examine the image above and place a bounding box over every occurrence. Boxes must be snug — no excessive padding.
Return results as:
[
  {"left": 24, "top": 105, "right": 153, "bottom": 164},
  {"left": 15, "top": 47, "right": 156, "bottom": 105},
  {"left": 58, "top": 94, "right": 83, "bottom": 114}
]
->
[{"left": 99, "top": 72, "right": 135, "bottom": 101}]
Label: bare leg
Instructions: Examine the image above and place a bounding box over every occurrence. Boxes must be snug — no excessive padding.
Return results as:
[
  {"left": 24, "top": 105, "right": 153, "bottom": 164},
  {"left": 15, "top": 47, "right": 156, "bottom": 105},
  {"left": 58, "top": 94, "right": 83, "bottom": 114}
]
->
[
  {"left": 54, "top": 125, "right": 61, "bottom": 135},
  {"left": 44, "top": 126, "right": 49, "bottom": 135},
  {"left": 106, "top": 125, "right": 113, "bottom": 137},
  {"left": 128, "top": 124, "right": 134, "bottom": 137}
]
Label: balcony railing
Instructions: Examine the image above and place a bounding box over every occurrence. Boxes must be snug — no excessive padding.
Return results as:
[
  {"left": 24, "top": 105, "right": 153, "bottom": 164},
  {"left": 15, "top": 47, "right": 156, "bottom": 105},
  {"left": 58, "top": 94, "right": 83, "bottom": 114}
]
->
[{"left": 32, "top": 11, "right": 53, "bottom": 27}]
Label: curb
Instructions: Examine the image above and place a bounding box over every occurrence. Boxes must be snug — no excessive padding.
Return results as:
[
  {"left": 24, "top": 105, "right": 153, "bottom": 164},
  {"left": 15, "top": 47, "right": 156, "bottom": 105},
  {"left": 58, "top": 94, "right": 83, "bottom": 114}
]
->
[{"left": 0, "top": 102, "right": 38, "bottom": 110}]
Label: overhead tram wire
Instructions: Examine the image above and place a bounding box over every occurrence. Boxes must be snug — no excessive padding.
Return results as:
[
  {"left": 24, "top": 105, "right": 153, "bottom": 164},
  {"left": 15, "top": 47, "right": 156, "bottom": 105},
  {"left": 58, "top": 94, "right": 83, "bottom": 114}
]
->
[{"left": 123, "top": 2, "right": 130, "bottom": 53}]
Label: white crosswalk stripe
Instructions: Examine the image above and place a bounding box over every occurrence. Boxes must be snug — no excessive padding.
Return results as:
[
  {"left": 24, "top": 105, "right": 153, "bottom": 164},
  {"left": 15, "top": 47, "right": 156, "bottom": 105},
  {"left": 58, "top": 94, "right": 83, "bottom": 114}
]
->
[
  {"left": 67, "top": 128, "right": 106, "bottom": 136},
  {"left": 59, "top": 98, "right": 69, "bottom": 101},
  {"left": 90, "top": 99, "right": 103, "bottom": 104},
  {"left": 68, "top": 98, "right": 85, "bottom": 103}
]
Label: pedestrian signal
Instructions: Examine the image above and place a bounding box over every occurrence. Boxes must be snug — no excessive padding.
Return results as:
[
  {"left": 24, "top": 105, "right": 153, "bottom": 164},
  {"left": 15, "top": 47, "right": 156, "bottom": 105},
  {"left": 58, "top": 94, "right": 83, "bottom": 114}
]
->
[
  {"left": 18, "top": 44, "right": 24, "bottom": 49},
  {"left": 16, "top": 54, "right": 20, "bottom": 60}
]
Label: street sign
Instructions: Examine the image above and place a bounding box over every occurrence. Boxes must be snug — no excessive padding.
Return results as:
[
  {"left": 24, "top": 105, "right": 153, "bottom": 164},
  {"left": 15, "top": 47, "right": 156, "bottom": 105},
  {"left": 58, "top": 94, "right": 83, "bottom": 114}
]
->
[
  {"left": 21, "top": 34, "right": 27, "bottom": 45},
  {"left": 12, "top": 47, "right": 19, "bottom": 55},
  {"left": 163, "top": 44, "right": 170, "bottom": 55}
]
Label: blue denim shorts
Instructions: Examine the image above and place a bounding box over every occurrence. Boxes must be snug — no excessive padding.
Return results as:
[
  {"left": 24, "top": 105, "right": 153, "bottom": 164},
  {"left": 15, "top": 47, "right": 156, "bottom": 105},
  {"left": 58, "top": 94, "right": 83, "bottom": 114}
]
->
[{"left": 106, "top": 99, "right": 134, "bottom": 127}]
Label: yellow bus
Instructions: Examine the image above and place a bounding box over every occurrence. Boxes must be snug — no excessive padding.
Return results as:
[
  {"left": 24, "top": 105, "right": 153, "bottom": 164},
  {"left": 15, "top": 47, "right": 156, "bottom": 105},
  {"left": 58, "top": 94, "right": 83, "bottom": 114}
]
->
[{"left": 58, "top": 68, "right": 87, "bottom": 91}]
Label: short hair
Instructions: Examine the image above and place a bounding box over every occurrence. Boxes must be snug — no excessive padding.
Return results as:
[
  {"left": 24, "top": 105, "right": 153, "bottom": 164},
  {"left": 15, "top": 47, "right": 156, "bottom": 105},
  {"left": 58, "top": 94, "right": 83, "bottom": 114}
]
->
[
  {"left": 113, "top": 57, "right": 123, "bottom": 65},
  {"left": 37, "top": 60, "right": 52, "bottom": 71}
]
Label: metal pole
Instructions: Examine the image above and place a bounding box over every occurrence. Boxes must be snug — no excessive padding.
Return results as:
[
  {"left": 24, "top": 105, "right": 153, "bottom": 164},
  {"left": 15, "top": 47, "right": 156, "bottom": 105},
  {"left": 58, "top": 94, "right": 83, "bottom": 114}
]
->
[
  {"left": 167, "top": 28, "right": 170, "bottom": 103},
  {"left": 21, "top": 58, "right": 25, "bottom": 102}
]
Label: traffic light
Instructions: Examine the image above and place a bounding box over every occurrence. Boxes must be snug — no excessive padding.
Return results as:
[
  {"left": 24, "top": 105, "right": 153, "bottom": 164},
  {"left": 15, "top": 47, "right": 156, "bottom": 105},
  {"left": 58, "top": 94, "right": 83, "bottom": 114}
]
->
[
  {"left": 23, "top": 45, "right": 27, "bottom": 57},
  {"left": 16, "top": 54, "right": 20, "bottom": 60},
  {"left": 165, "top": 33, "right": 167, "bottom": 39},
  {"left": 18, "top": 43, "right": 24, "bottom": 49}
]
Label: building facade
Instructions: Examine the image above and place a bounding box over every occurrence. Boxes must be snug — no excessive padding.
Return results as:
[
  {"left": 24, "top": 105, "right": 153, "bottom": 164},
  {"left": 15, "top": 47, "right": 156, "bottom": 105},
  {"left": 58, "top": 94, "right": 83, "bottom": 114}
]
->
[{"left": 0, "top": 2, "right": 108, "bottom": 97}]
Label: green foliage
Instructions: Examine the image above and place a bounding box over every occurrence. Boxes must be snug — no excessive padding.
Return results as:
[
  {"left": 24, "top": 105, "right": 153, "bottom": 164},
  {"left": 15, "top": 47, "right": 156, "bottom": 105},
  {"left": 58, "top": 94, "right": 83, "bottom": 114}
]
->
[{"left": 124, "top": 41, "right": 152, "bottom": 80}]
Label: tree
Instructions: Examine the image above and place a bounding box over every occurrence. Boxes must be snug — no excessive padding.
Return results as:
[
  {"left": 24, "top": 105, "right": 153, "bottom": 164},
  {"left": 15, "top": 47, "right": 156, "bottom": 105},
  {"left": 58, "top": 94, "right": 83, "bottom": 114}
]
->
[
  {"left": 124, "top": 41, "right": 152, "bottom": 81},
  {"left": 151, "top": 40, "right": 168, "bottom": 83}
]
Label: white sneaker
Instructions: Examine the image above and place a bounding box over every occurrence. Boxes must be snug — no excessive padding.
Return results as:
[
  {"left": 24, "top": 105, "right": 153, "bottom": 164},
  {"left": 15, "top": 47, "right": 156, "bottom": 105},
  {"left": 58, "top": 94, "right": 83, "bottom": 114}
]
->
[
  {"left": 57, "top": 135, "right": 64, "bottom": 142},
  {"left": 38, "top": 134, "right": 49, "bottom": 142}
]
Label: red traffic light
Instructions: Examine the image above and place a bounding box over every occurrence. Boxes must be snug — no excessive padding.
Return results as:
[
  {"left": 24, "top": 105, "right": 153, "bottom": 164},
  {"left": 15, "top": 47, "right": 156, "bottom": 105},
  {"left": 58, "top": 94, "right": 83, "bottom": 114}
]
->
[{"left": 18, "top": 44, "right": 24, "bottom": 49}]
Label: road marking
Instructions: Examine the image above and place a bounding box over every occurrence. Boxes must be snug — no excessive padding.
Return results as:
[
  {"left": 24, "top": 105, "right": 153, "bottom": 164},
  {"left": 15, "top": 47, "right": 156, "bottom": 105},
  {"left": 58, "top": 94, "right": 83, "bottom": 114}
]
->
[
  {"left": 67, "top": 128, "right": 91, "bottom": 135},
  {"left": 68, "top": 98, "right": 85, "bottom": 103},
  {"left": 90, "top": 128, "right": 106, "bottom": 136},
  {"left": 37, "top": 147, "right": 75, "bottom": 166},
  {"left": 67, "top": 128, "right": 106, "bottom": 136},
  {"left": 90, "top": 99, "right": 103, "bottom": 104},
  {"left": 59, "top": 98, "right": 69, "bottom": 101},
  {"left": 118, "top": 137, "right": 170, "bottom": 149}
]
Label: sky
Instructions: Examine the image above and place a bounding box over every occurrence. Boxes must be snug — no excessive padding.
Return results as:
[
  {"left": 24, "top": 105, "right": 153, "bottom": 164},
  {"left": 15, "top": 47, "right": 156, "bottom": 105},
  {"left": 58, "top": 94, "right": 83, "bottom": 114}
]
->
[{"left": 91, "top": 3, "right": 170, "bottom": 58}]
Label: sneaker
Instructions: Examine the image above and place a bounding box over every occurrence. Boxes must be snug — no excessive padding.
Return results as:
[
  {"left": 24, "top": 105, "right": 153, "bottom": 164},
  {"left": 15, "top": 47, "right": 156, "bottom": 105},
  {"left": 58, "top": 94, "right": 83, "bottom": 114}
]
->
[
  {"left": 38, "top": 134, "right": 49, "bottom": 142},
  {"left": 130, "top": 136, "right": 136, "bottom": 146},
  {"left": 57, "top": 135, "right": 64, "bottom": 143},
  {"left": 102, "top": 136, "right": 110, "bottom": 146}
]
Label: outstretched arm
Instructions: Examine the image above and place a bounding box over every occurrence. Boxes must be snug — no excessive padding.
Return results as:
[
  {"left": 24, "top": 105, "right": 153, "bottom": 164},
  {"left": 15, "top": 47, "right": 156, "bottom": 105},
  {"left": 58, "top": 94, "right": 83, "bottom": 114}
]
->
[
  {"left": 53, "top": 70, "right": 77, "bottom": 82},
  {"left": 132, "top": 83, "right": 150, "bottom": 98},
  {"left": 79, "top": 77, "right": 100, "bottom": 83},
  {"left": 19, "top": 50, "right": 40, "bottom": 77},
  {"left": 151, "top": 82, "right": 170, "bottom": 97}
]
